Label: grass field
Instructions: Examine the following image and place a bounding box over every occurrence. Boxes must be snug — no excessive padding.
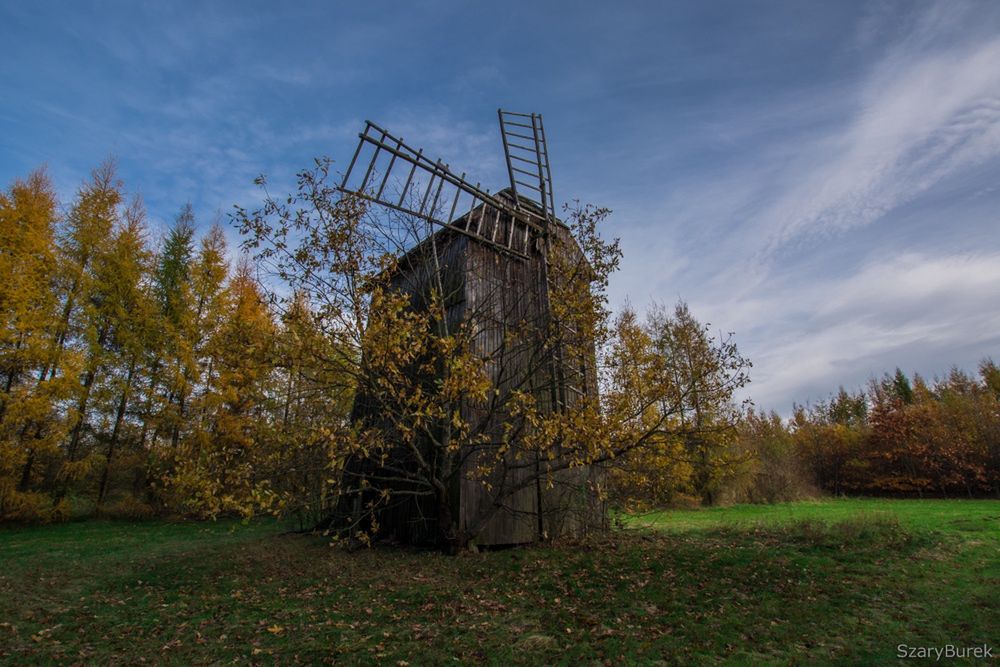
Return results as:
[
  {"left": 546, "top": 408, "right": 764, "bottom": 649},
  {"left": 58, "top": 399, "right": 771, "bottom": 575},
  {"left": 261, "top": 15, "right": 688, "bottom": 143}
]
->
[{"left": 1, "top": 499, "right": 997, "bottom": 665}]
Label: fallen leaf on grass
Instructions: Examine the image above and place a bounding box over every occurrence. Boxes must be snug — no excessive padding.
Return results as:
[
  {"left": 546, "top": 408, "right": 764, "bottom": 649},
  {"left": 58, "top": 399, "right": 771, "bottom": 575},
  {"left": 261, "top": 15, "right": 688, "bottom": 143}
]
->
[{"left": 30, "top": 624, "right": 62, "bottom": 642}]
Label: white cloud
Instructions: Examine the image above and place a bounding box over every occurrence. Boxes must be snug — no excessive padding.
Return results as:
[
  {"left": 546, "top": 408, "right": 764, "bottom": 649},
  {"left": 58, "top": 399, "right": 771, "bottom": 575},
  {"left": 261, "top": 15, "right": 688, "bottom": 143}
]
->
[
  {"left": 731, "top": 251, "right": 1000, "bottom": 412},
  {"left": 757, "top": 24, "right": 1000, "bottom": 254},
  {"left": 817, "top": 253, "right": 1000, "bottom": 319}
]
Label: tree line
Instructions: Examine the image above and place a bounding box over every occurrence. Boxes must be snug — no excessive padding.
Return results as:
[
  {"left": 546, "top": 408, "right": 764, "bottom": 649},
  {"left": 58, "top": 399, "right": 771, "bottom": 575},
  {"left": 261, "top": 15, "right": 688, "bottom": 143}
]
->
[
  {"left": 788, "top": 366, "right": 1000, "bottom": 498},
  {"left": 0, "top": 164, "right": 338, "bottom": 523},
  {"left": 617, "top": 363, "right": 1000, "bottom": 509}
]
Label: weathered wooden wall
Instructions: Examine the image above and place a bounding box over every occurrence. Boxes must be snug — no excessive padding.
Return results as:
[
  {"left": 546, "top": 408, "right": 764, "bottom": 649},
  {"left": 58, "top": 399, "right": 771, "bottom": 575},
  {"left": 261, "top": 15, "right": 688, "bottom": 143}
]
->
[{"left": 347, "top": 196, "right": 603, "bottom": 546}]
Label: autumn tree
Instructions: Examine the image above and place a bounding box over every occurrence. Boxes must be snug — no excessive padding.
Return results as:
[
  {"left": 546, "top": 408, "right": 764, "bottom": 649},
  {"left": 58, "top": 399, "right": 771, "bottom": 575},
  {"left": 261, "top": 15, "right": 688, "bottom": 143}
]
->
[
  {"left": 608, "top": 301, "right": 751, "bottom": 506},
  {"left": 603, "top": 309, "right": 693, "bottom": 508},
  {"left": 792, "top": 387, "right": 870, "bottom": 495},
  {"left": 790, "top": 365, "right": 1000, "bottom": 498},
  {"left": 734, "top": 410, "right": 813, "bottom": 503},
  {"left": 14, "top": 163, "right": 125, "bottom": 508},
  {"left": 159, "top": 259, "right": 279, "bottom": 517},
  {"left": 56, "top": 170, "right": 136, "bottom": 498},
  {"left": 272, "top": 292, "right": 355, "bottom": 528},
  {"left": 94, "top": 198, "right": 157, "bottom": 507},
  {"left": 1, "top": 163, "right": 364, "bottom": 521},
  {"left": 0, "top": 170, "right": 61, "bottom": 519}
]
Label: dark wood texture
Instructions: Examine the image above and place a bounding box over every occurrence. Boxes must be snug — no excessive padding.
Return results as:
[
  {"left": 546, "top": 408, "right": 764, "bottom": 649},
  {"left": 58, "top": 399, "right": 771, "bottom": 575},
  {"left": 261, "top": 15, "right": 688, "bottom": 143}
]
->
[{"left": 348, "top": 196, "right": 602, "bottom": 546}]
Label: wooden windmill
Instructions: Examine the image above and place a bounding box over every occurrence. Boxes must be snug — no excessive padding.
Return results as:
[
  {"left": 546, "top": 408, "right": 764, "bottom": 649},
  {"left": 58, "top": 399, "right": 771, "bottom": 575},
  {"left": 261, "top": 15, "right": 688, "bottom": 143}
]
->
[{"left": 337, "top": 110, "right": 600, "bottom": 547}]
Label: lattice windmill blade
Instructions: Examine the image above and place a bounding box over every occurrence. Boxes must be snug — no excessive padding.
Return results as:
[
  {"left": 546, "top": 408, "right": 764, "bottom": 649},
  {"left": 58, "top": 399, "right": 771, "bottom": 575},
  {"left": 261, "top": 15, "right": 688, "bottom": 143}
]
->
[
  {"left": 497, "top": 110, "right": 555, "bottom": 224},
  {"left": 498, "top": 110, "right": 576, "bottom": 412},
  {"left": 337, "top": 121, "right": 545, "bottom": 260}
]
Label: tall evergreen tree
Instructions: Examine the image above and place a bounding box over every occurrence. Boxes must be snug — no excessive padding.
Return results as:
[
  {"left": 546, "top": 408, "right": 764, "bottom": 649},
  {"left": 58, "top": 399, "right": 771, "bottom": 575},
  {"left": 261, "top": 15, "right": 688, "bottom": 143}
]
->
[{"left": 144, "top": 207, "right": 196, "bottom": 453}]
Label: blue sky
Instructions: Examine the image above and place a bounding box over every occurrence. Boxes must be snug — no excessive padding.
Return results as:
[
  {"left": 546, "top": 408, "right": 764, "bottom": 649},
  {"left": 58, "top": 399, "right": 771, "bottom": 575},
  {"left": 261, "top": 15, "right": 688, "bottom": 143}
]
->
[{"left": 2, "top": 0, "right": 999, "bottom": 413}]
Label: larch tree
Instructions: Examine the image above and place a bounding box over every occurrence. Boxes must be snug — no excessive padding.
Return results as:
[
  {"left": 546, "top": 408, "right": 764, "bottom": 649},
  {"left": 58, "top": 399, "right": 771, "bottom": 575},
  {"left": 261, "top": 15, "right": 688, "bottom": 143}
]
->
[
  {"left": 58, "top": 172, "right": 131, "bottom": 495},
  {"left": 273, "top": 291, "right": 355, "bottom": 527},
  {"left": 19, "top": 162, "right": 122, "bottom": 499},
  {"left": 94, "top": 197, "right": 157, "bottom": 507},
  {"left": 164, "top": 259, "right": 277, "bottom": 517},
  {"left": 182, "top": 222, "right": 229, "bottom": 440},
  {"left": 0, "top": 170, "right": 60, "bottom": 518}
]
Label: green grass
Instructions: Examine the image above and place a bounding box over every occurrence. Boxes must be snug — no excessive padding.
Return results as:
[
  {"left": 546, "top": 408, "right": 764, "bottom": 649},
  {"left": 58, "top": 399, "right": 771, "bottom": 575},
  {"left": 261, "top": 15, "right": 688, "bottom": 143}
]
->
[{"left": 1, "top": 499, "right": 997, "bottom": 665}]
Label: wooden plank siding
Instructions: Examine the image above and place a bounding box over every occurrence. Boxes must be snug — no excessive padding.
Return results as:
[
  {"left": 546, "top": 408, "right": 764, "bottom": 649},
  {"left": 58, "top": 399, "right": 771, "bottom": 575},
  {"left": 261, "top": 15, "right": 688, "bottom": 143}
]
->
[{"left": 347, "top": 195, "right": 603, "bottom": 546}]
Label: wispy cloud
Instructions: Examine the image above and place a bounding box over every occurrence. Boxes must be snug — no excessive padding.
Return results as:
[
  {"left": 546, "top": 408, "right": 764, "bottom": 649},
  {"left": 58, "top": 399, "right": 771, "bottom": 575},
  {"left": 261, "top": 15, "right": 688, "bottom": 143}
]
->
[
  {"left": 757, "top": 39, "right": 1000, "bottom": 255},
  {"left": 736, "top": 251, "right": 1000, "bottom": 411}
]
